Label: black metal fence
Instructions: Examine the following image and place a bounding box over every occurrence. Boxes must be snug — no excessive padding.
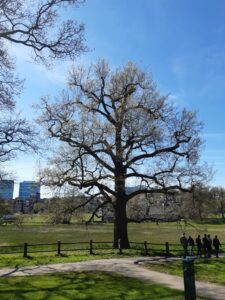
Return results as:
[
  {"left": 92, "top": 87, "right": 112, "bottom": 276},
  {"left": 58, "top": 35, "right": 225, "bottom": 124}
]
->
[{"left": 0, "top": 240, "right": 224, "bottom": 258}]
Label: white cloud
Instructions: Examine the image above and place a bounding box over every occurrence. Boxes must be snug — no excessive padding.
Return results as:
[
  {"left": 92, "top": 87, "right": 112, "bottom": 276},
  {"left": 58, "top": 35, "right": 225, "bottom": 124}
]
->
[{"left": 171, "top": 56, "right": 188, "bottom": 81}]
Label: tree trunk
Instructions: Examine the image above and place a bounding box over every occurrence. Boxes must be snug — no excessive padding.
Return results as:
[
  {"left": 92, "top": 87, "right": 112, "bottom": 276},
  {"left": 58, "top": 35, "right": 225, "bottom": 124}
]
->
[
  {"left": 220, "top": 201, "right": 225, "bottom": 220},
  {"left": 113, "top": 199, "right": 130, "bottom": 249},
  {"left": 198, "top": 205, "right": 203, "bottom": 221}
]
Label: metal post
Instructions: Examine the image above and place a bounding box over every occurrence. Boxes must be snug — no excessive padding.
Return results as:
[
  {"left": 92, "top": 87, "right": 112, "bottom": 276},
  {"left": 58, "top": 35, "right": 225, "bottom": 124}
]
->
[
  {"left": 183, "top": 257, "right": 196, "bottom": 300},
  {"left": 57, "top": 241, "right": 61, "bottom": 255},
  {"left": 24, "top": 242, "right": 28, "bottom": 258},
  {"left": 144, "top": 241, "right": 148, "bottom": 255},
  {"left": 165, "top": 242, "right": 170, "bottom": 257},
  {"left": 89, "top": 239, "right": 93, "bottom": 255}
]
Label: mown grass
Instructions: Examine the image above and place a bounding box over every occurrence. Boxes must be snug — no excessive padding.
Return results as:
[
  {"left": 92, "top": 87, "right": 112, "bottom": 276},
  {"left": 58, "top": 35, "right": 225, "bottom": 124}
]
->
[
  {"left": 143, "top": 257, "right": 225, "bottom": 285},
  {"left": 1, "top": 215, "right": 225, "bottom": 273},
  {"left": 1, "top": 216, "right": 225, "bottom": 246},
  {"left": 0, "top": 271, "right": 190, "bottom": 300},
  {"left": 0, "top": 250, "right": 143, "bottom": 268}
]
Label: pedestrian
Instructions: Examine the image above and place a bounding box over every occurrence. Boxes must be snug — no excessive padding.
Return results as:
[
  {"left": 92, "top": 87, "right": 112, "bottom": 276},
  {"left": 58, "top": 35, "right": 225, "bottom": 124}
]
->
[
  {"left": 207, "top": 234, "right": 212, "bottom": 258},
  {"left": 202, "top": 234, "right": 208, "bottom": 258},
  {"left": 180, "top": 233, "right": 188, "bottom": 258},
  {"left": 196, "top": 235, "right": 202, "bottom": 258},
  {"left": 188, "top": 235, "right": 195, "bottom": 256},
  {"left": 213, "top": 235, "right": 221, "bottom": 258}
]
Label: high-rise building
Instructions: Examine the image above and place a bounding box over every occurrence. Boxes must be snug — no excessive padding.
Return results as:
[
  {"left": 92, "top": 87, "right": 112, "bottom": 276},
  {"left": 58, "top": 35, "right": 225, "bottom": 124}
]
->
[
  {"left": 19, "top": 181, "right": 41, "bottom": 201},
  {"left": 0, "top": 180, "right": 14, "bottom": 200}
]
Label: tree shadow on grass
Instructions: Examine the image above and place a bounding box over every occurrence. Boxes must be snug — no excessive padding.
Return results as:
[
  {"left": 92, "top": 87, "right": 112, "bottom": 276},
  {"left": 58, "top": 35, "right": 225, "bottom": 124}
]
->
[{"left": 0, "top": 271, "right": 184, "bottom": 300}]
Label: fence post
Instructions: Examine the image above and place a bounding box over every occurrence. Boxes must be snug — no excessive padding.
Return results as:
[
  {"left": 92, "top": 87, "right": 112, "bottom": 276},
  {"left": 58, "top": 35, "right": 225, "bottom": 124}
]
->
[
  {"left": 57, "top": 241, "right": 61, "bottom": 255},
  {"left": 144, "top": 241, "right": 148, "bottom": 255},
  {"left": 165, "top": 242, "right": 170, "bottom": 257},
  {"left": 24, "top": 242, "right": 28, "bottom": 258},
  {"left": 183, "top": 257, "right": 196, "bottom": 300},
  {"left": 118, "top": 239, "right": 122, "bottom": 254},
  {"left": 89, "top": 239, "right": 93, "bottom": 255}
]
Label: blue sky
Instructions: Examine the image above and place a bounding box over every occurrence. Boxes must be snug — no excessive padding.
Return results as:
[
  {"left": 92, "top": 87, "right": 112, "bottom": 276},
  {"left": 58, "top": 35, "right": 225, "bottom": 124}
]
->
[{"left": 8, "top": 0, "right": 225, "bottom": 196}]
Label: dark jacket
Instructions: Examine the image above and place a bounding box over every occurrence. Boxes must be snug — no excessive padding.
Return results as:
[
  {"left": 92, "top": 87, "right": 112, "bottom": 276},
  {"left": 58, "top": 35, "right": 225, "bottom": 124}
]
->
[
  {"left": 188, "top": 237, "right": 195, "bottom": 246},
  {"left": 196, "top": 237, "right": 202, "bottom": 248},
  {"left": 180, "top": 236, "right": 188, "bottom": 247},
  {"left": 208, "top": 237, "right": 212, "bottom": 250},
  {"left": 213, "top": 237, "right": 221, "bottom": 249},
  {"left": 202, "top": 236, "right": 208, "bottom": 248}
]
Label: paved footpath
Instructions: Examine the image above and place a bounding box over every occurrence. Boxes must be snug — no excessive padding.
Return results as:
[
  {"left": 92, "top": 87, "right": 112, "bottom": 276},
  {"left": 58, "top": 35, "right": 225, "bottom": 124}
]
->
[{"left": 0, "top": 257, "right": 225, "bottom": 300}]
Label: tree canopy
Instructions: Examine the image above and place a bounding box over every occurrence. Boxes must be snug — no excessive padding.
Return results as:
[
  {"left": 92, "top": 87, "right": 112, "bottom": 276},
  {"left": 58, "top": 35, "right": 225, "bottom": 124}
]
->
[{"left": 38, "top": 60, "right": 207, "bottom": 247}]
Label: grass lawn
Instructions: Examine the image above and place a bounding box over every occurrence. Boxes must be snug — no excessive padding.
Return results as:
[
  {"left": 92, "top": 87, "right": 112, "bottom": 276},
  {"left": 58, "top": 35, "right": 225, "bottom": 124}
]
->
[
  {"left": 0, "top": 216, "right": 225, "bottom": 268},
  {"left": 143, "top": 257, "right": 225, "bottom": 285},
  {"left": 0, "top": 271, "right": 185, "bottom": 300},
  {"left": 0, "top": 252, "right": 138, "bottom": 268},
  {"left": 1, "top": 216, "right": 225, "bottom": 246}
]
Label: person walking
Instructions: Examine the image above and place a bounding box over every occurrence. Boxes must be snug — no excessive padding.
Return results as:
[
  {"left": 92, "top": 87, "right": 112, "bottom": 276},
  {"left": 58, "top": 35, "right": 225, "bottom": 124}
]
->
[
  {"left": 213, "top": 235, "right": 221, "bottom": 258},
  {"left": 202, "top": 234, "right": 208, "bottom": 258},
  {"left": 180, "top": 233, "right": 188, "bottom": 258},
  {"left": 188, "top": 235, "right": 195, "bottom": 256},
  {"left": 196, "top": 235, "right": 202, "bottom": 258},
  {"left": 207, "top": 234, "right": 212, "bottom": 258}
]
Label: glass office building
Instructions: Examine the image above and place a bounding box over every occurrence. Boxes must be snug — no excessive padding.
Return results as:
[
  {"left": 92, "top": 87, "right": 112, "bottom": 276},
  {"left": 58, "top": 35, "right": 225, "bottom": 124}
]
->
[
  {"left": 0, "top": 180, "right": 14, "bottom": 200},
  {"left": 19, "top": 181, "right": 41, "bottom": 201}
]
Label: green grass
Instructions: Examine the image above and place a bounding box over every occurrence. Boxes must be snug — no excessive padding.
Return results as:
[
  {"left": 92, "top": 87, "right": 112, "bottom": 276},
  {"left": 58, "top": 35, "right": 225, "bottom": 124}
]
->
[
  {"left": 0, "top": 271, "right": 186, "bottom": 300},
  {"left": 0, "top": 251, "right": 141, "bottom": 268},
  {"left": 1, "top": 216, "right": 225, "bottom": 271},
  {"left": 2, "top": 216, "right": 225, "bottom": 246},
  {"left": 143, "top": 257, "right": 225, "bottom": 285}
]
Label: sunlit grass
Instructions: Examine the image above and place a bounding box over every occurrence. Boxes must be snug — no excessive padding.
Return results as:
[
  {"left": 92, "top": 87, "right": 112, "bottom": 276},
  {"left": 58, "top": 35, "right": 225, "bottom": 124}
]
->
[
  {"left": 143, "top": 257, "right": 225, "bottom": 285},
  {"left": 0, "top": 271, "right": 185, "bottom": 300}
]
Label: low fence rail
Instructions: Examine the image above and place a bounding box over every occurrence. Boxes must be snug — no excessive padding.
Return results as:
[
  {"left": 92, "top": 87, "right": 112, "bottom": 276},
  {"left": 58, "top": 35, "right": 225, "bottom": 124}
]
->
[{"left": 0, "top": 240, "right": 224, "bottom": 258}]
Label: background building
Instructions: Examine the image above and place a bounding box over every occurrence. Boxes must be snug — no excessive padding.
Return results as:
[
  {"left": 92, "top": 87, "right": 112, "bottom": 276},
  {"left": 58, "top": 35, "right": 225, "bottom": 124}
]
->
[
  {"left": 0, "top": 180, "right": 14, "bottom": 200},
  {"left": 19, "top": 181, "right": 40, "bottom": 201}
]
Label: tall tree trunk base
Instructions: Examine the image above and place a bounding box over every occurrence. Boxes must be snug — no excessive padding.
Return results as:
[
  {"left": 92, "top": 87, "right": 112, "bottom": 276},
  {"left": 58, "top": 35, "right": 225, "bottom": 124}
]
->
[
  {"left": 113, "top": 238, "right": 130, "bottom": 249},
  {"left": 113, "top": 199, "right": 130, "bottom": 249}
]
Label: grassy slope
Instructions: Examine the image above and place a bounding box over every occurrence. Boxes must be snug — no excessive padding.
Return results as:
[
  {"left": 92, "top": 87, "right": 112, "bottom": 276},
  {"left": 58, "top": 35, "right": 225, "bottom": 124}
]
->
[{"left": 0, "top": 271, "right": 186, "bottom": 300}]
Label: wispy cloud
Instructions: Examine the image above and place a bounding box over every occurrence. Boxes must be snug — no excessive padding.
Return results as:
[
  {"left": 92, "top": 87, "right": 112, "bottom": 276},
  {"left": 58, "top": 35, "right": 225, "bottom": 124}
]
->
[
  {"left": 8, "top": 43, "right": 70, "bottom": 86},
  {"left": 171, "top": 56, "right": 188, "bottom": 82},
  {"left": 168, "top": 89, "right": 188, "bottom": 107}
]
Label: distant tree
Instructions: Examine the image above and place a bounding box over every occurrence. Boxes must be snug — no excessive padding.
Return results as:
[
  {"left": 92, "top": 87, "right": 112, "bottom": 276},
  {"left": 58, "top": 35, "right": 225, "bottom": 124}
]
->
[
  {"left": 178, "top": 185, "right": 212, "bottom": 221},
  {"left": 0, "top": 0, "right": 86, "bottom": 174},
  {"left": 38, "top": 60, "right": 207, "bottom": 248},
  {"left": 126, "top": 194, "right": 152, "bottom": 222},
  {"left": 47, "top": 195, "right": 86, "bottom": 224},
  {"left": 211, "top": 186, "right": 225, "bottom": 220},
  {"left": 127, "top": 193, "right": 181, "bottom": 223},
  {"left": 0, "top": 199, "right": 11, "bottom": 217},
  {"left": 33, "top": 202, "right": 45, "bottom": 214}
]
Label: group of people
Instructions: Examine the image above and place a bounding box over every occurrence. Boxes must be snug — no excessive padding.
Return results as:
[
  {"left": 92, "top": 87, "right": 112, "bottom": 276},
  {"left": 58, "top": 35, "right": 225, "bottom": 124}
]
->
[{"left": 180, "top": 233, "right": 222, "bottom": 258}]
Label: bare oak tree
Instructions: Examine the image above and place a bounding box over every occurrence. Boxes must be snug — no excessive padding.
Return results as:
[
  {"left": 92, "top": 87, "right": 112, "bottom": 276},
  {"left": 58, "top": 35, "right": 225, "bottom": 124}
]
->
[
  {"left": 0, "top": 0, "right": 86, "bottom": 174},
  {"left": 38, "top": 60, "right": 206, "bottom": 248}
]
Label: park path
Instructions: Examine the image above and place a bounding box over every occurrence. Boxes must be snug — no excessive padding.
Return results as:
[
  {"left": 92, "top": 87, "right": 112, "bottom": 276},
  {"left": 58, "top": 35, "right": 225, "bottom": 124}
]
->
[{"left": 0, "top": 257, "right": 225, "bottom": 299}]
